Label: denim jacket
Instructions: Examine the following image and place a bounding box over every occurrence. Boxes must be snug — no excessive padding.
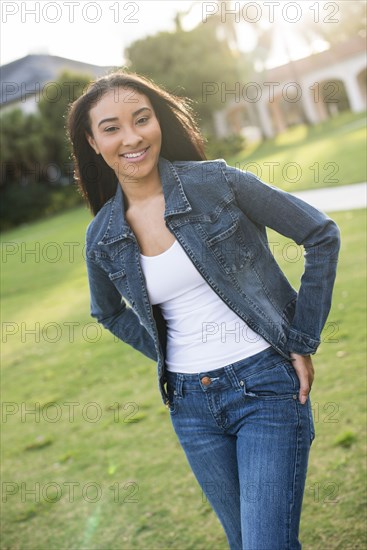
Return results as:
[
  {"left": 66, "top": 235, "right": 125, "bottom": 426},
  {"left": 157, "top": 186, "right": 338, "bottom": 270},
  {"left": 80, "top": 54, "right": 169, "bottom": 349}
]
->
[{"left": 86, "top": 157, "right": 340, "bottom": 404}]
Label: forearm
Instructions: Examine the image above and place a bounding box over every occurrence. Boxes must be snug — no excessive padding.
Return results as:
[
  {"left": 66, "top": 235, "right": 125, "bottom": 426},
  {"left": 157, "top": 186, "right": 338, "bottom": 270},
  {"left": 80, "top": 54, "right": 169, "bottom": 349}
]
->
[
  {"left": 87, "top": 257, "right": 157, "bottom": 361},
  {"left": 95, "top": 304, "right": 157, "bottom": 361},
  {"left": 225, "top": 165, "right": 341, "bottom": 353}
]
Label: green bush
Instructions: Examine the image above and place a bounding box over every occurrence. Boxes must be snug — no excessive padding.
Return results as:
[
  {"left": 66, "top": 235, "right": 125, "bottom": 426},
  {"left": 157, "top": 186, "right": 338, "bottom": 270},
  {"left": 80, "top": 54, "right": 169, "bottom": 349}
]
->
[
  {"left": 205, "top": 134, "right": 246, "bottom": 160},
  {"left": 0, "top": 183, "right": 83, "bottom": 231}
]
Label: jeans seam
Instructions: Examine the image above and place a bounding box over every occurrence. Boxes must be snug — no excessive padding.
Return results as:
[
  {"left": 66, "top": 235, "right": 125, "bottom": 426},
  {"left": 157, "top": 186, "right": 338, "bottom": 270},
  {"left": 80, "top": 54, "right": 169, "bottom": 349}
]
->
[
  {"left": 308, "top": 398, "right": 316, "bottom": 444},
  {"left": 205, "top": 393, "right": 228, "bottom": 432},
  {"left": 287, "top": 399, "right": 302, "bottom": 550}
]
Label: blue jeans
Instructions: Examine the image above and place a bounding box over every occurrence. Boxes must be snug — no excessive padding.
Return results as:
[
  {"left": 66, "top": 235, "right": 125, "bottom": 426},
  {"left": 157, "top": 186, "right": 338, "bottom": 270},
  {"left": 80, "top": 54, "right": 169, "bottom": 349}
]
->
[{"left": 166, "top": 347, "right": 315, "bottom": 550}]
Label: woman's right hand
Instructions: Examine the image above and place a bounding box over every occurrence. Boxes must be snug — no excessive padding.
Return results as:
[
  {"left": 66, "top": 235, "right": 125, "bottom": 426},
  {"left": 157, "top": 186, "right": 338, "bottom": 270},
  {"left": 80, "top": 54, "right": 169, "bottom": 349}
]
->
[{"left": 290, "top": 353, "right": 314, "bottom": 405}]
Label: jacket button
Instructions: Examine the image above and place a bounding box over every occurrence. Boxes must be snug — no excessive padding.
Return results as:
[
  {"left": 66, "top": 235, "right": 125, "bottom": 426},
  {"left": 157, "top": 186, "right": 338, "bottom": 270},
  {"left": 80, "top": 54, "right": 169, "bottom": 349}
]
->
[{"left": 201, "top": 376, "right": 212, "bottom": 386}]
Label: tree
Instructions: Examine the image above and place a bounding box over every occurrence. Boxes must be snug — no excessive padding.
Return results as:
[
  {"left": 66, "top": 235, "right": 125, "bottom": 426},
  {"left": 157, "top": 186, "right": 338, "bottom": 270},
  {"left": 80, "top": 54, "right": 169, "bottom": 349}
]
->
[
  {"left": 125, "top": 19, "right": 246, "bottom": 133},
  {"left": 0, "top": 71, "right": 92, "bottom": 228},
  {"left": 301, "top": 1, "right": 366, "bottom": 48},
  {"left": 1, "top": 72, "right": 91, "bottom": 187},
  {"left": 0, "top": 109, "right": 45, "bottom": 185},
  {"left": 38, "top": 71, "right": 92, "bottom": 177}
]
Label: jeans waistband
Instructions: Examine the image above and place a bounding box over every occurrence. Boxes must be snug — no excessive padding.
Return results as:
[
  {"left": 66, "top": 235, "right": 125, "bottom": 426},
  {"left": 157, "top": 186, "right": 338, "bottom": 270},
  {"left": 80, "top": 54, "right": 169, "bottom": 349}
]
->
[{"left": 165, "top": 346, "right": 287, "bottom": 395}]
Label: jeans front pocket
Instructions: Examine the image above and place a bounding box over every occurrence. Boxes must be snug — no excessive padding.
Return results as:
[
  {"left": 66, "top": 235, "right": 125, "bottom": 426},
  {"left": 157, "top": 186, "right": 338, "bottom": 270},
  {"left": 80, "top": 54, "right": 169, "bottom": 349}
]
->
[{"left": 242, "top": 360, "right": 300, "bottom": 401}]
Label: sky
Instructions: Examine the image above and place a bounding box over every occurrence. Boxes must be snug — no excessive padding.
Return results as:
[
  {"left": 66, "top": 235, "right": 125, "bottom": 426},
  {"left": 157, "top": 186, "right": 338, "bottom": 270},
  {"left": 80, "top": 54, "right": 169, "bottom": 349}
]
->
[{"left": 0, "top": 0, "right": 331, "bottom": 69}]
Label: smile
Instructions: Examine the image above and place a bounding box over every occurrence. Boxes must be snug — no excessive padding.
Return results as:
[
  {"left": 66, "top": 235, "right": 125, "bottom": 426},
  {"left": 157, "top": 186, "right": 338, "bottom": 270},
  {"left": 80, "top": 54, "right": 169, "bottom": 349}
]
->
[{"left": 120, "top": 147, "right": 149, "bottom": 159}]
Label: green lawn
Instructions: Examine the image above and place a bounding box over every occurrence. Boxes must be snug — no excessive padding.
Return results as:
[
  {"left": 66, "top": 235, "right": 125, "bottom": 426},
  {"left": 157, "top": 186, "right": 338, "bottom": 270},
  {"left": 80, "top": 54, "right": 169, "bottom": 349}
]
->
[
  {"left": 227, "top": 110, "right": 366, "bottom": 192},
  {"left": 1, "top": 203, "right": 366, "bottom": 549}
]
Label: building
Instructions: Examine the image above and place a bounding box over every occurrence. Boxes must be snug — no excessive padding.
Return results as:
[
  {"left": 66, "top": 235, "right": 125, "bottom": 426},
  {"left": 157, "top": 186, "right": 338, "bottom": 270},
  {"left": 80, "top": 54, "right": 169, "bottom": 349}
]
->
[
  {"left": 214, "top": 36, "right": 367, "bottom": 140},
  {"left": 0, "top": 54, "right": 114, "bottom": 115}
]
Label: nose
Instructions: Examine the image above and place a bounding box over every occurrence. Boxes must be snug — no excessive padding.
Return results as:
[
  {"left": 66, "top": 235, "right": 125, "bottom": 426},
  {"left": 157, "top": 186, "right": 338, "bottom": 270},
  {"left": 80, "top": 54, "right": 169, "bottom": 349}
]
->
[{"left": 121, "top": 126, "right": 143, "bottom": 148}]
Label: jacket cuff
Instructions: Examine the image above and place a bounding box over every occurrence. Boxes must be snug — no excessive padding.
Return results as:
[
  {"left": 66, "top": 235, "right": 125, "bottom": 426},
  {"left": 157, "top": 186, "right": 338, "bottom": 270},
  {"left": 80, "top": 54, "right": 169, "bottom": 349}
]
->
[{"left": 287, "top": 328, "right": 320, "bottom": 356}]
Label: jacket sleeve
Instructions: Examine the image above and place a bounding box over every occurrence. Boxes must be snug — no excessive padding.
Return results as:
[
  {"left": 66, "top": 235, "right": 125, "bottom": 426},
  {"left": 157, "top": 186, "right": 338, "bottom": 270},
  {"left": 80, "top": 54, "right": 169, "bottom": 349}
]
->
[
  {"left": 86, "top": 255, "right": 157, "bottom": 361},
  {"left": 224, "top": 164, "right": 341, "bottom": 356}
]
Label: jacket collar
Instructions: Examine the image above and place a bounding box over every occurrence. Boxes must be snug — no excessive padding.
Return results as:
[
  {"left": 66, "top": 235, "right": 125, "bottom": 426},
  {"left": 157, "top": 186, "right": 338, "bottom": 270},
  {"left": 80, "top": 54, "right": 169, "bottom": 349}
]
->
[{"left": 98, "top": 157, "right": 192, "bottom": 246}]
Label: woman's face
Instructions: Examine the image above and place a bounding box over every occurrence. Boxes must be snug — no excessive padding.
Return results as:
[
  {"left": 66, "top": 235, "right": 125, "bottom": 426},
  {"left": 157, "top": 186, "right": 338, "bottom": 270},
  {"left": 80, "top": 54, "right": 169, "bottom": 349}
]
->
[{"left": 86, "top": 87, "right": 162, "bottom": 185}]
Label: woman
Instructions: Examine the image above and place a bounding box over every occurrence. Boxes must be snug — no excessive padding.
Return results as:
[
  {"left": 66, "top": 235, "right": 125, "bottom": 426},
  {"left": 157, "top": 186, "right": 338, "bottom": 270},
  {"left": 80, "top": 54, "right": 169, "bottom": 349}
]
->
[{"left": 67, "top": 71, "right": 340, "bottom": 549}]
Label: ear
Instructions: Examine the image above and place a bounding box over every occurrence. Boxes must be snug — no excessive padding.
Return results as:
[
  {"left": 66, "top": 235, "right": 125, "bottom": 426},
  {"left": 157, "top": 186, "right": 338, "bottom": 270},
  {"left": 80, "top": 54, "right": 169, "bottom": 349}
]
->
[{"left": 85, "top": 132, "right": 100, "bottom": 155}]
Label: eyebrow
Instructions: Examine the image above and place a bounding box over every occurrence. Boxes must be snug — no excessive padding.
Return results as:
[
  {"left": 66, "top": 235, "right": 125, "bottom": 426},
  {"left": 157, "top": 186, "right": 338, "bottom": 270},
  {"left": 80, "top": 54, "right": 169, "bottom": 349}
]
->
[{"left": 97, "top": 107, "right": 152, "bottom": 128}]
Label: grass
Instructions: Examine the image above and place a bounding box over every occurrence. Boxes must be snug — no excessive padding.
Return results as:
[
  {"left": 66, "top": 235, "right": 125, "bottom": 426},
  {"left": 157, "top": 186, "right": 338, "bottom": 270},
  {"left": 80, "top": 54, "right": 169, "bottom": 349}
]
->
[
  {"left": 1, "top": 205, "right": 366, "bottom": 547},
  {"left": 227, "top": 110, "right": 367, "bottom": 192}
]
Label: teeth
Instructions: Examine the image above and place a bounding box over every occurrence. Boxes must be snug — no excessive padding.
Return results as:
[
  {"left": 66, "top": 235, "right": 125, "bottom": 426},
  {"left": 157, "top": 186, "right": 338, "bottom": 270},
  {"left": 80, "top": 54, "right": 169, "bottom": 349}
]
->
[{"left": 123, "top": 149, "right": 147, "bottom": 159}]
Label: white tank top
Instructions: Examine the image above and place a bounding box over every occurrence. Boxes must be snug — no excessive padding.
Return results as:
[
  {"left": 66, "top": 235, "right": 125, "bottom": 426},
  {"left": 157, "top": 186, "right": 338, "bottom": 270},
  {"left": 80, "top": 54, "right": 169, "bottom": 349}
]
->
[{"left": 140, "top": 239, "right": 270, "bottom": 373}]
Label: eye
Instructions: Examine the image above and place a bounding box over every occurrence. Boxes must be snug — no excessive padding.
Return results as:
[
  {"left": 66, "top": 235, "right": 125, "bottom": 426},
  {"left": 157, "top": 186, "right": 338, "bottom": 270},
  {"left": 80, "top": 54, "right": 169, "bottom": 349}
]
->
[
  {"left": 136, "top": 116, "right": 149, "bottom": 125},
  {"left": 104, "top": 126, "right": 118, "bottom": 133}
]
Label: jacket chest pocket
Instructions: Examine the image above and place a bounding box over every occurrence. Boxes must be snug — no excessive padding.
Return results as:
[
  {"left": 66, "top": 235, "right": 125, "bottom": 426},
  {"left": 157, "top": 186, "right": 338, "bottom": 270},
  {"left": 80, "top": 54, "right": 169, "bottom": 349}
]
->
[
  {"left": 202, "top": 213, "right": 253, "bottom": 275},
  {"left": 107, "top": 267, "right": 136, "bottom": 308},
  {"left": 96, "top": 242, "right": 139, "bottom": 307}
]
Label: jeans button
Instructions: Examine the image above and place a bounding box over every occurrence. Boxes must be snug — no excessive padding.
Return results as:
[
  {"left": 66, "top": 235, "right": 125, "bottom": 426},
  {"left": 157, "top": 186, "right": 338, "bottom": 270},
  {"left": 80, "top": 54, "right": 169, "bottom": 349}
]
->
[{"left": 201, "top": 376, "right": 212, "bottom": 386}]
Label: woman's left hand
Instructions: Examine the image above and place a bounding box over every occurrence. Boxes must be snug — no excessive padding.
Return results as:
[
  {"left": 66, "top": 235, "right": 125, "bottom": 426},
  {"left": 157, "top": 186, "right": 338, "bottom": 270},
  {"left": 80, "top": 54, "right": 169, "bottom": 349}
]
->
[{"left": 290, "top": 353, "right": 314, "bottom": 405}]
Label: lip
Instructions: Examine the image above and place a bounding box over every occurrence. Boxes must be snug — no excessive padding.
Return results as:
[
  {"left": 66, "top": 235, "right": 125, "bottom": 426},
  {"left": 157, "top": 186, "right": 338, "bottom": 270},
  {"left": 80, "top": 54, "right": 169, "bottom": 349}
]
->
[{"left": 119, "top": 146, "right": 150, "bottom": 162}]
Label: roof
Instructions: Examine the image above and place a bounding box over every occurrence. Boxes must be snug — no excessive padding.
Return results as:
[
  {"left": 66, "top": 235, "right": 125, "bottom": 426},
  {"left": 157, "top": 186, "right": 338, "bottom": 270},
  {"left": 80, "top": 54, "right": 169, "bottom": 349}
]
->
[
  {"left": 0, "top": 54, "right": 114, "bottom": 106},
  {"left": 266, "top": 36, "right": 366, "bottom": 81}
]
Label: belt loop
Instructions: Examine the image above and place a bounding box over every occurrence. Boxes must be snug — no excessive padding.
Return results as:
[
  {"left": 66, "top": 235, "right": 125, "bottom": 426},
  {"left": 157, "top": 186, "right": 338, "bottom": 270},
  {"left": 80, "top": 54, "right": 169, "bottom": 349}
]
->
[
  {"left": 225, "top": 365, "right": 243, "bottom": 390},
  {"left": 175, "top": 374, "right": 184, "bottom": 398}
]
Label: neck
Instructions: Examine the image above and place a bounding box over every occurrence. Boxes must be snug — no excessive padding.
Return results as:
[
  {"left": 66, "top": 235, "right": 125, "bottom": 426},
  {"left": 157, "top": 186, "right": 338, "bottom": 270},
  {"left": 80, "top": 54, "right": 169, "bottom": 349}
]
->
[{"left": 118, "top": 171, "right": 162, "bottom": 209}]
